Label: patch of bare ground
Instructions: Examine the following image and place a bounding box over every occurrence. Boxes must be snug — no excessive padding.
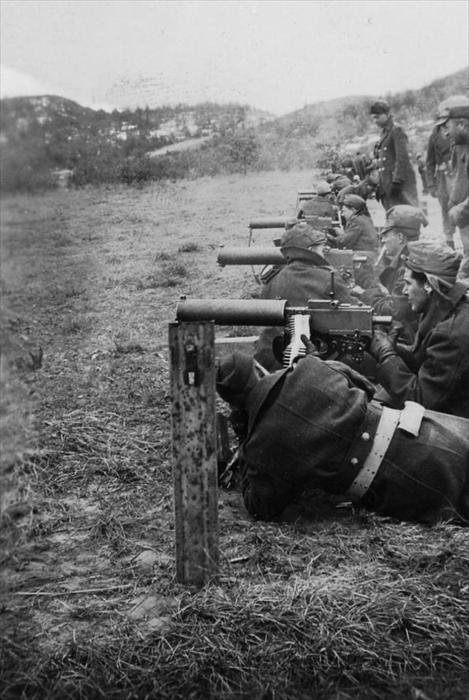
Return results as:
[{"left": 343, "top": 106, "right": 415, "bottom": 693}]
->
[{"left": 1, "top": 173, "right": 468, "bottom": 699}]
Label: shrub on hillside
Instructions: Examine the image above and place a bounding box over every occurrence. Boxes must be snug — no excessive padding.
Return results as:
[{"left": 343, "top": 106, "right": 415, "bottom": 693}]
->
[{"left": 0, "top": 143, "right": 56, "bottom": 193}]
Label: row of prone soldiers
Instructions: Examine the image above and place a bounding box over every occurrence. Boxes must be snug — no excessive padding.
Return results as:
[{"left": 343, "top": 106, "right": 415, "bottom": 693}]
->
[{"left": 214, "top": 132, "right": 469, "bottom": 527}]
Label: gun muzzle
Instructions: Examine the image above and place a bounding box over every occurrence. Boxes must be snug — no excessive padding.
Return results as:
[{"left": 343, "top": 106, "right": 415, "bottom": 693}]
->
[{"left": 176, "top": 298, "right": 287, "bottom": 325}]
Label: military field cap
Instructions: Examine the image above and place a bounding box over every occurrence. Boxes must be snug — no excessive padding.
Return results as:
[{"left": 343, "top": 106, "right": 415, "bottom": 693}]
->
[
  {"left": 435, "top": 94, "right": 469, "bottom": 125},
  {"left": 370, "top": 100, "right": 390, "bottom": 115},
  {"left": 341, "top": 193, "right": 366, "bottom": 211},
  {"left": 404, "top": 241, "right": 462, "bottom": 296},
  {"left": 448, "top": 104, "right": 469, "bottom": 121},
  {"left": 316, "top": 180, "right": 332, "bottom": 195},
  {"left": 216, "top": 352, "right": 259, "bottom": 406},
  {"left": 330, "top": 175, "right": 351, "bottom": 192},
  {"left": 380, "top": 205, "right": 426, "bottom": 240},
  {"left": 326, "top": 172, "right": 342, "bottom": 183},
  {"left": 280, "top": 222, "right": 327, "bottom": 251}
]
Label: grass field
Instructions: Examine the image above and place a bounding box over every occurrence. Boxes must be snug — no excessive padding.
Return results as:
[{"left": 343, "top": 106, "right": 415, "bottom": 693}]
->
[{"left": 1, "top": 171, "right": 468, "bottom": 699}]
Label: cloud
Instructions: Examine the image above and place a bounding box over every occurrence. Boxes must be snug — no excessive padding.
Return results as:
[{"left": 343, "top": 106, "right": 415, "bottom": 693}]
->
[
  {"left": 0, "top": 64, "right": 115, "bottom": 111},
  {"left": 0, "top": 64, "right": 59, "bottom": 98}
]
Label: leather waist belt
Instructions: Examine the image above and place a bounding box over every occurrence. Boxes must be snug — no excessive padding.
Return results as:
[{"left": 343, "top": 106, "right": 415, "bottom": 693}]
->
[
  {"left": 347, "top": 402, "right": 425, "bottom": 500},
  {"left": 347, "top": 407, "right": 400, "bottom": 500}
]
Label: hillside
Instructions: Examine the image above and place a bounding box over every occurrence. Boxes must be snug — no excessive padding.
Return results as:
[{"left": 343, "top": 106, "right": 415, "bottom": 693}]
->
[
  {"left": 0, "top": 67, "right": 467, "bottom": 190},
  {"left": 0, "top": 96, "right": 273, "bottom": 190},
  {"left": 257, "top": 66, "right": 469, "bottom": 169}
]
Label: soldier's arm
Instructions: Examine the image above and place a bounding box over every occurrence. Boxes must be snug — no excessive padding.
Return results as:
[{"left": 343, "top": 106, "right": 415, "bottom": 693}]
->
[
  {"left": 334, "top": 219, "right": 361, "bottom": 249},
  {"left": 425, "top": 133, "right": 436, "bottom": 189},
  {"left": 375, "top": 324, "right": 467, "bottom": 411},
  {"left": 449, "top": 197, "right": 469, "bottom": 228},
  {"left": 241, "top": 465, "right": 295, "bottom": 521},
  {"left": 391, "top": 126, "right": 411, "bottom": 183}
]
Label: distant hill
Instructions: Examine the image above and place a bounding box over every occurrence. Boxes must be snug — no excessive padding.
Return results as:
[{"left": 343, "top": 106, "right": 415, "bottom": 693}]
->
[
  {"left": 256, "top": 66, "right": 469, "bottom": 169},
  {"left": 0, "top": 67, "right": 467, "bottom": 190},
  {"left": 0, "top": 96, "right": 274, "bottom": 189},
  {"left": 0, "top": 96, "right": 274, "bottom": 149}
]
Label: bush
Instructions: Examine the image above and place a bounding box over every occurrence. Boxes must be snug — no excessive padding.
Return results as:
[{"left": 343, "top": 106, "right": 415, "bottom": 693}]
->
[{"left": 0, "top": 144, "right": 56, "bottom": 193}]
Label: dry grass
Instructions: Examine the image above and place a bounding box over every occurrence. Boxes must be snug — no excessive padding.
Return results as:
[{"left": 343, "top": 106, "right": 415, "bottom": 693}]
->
[{"left": 1, "top": 173, "right": 468, "bottom": 699}]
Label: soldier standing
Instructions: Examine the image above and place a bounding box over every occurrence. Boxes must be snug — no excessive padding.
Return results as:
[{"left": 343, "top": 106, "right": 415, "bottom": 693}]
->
[
  {"left": 370, "top": 100, "right": 418, "bottom": 211},
  {"left": 425, "top": 97, "right": 468, "bottom": 249},
  {"left": 444, "top": 103, "right": 469, "bottom": 257}
]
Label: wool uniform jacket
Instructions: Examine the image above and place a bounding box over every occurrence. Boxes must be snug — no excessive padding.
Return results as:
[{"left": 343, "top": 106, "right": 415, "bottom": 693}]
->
[
  {"left": 375, "top": 117, "right": 418, "bottom": 211},
  {"left": 449, "top": 132, "right": 469, "bottom": 208},
  {"left": 333, "top": 212, "right": 379, "bottom": 252},
  {"left": 376, "top": 282, "right": 469, "bottom": 419},
  {"left": 238, "top": 355, "right": 469, "bottom": 525},
  {"left": 425, "top": 125, "right": 452, "bottom": 195},
  {"left": 298, "top": 196, "right": 337, "bottom": 219}
]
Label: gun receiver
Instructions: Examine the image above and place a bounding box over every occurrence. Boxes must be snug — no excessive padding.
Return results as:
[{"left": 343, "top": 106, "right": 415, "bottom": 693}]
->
[{"left": 176, "top": 297, "right": 391, "bottom": 366}]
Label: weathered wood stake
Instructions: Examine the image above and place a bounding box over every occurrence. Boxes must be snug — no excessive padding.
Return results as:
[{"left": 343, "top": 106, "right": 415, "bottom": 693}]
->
[{"left": 168, "top": 320, "right": 219, "bottom": 587}]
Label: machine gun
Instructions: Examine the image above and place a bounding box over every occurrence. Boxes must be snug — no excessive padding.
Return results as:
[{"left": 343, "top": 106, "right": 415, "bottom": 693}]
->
[
  {"left": 176, "top": 297, "right": 391, "bottom": 367},
  {"left": 216, "top": 245, "right": 367, "bottom": 286}
]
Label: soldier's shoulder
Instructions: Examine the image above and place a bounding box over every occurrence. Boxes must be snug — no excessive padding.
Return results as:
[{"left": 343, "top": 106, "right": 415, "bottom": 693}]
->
[{"left": 392, "top": 122, "right": 407, "bottom": 135}]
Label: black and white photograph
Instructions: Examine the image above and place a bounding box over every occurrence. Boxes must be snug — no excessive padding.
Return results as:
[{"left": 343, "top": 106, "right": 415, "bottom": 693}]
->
[{"left": 1, "top": 1, "right": 469, "bottom": 697}]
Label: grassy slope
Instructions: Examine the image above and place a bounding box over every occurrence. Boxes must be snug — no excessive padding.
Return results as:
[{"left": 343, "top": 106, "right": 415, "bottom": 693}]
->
[{"left": 1, "top": 172, "right": 468, "bottom": 700}]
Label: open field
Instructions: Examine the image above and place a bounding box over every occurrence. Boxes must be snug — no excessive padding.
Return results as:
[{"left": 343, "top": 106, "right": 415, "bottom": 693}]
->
[{"left": 1, "top": 171, "right": 468, "bottom": 699}]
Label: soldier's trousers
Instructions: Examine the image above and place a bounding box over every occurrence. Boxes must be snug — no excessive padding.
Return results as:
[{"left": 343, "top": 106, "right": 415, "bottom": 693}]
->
[
  {"left": 437, "top": 175, "right": 456, "bottom": 245},
  {"left": 458, "top": 225, "right": 469, "bottom": 257}
]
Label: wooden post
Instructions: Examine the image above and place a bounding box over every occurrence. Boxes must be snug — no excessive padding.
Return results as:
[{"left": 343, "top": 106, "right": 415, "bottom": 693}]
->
[{"left": 168, "top": 321, "right": 219, "bottom": 587}]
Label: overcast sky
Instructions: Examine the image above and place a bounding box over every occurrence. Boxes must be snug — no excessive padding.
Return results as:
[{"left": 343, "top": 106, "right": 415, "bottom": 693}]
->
[{"left": 1, "top": 0, "right": 468, "bottom": 115}]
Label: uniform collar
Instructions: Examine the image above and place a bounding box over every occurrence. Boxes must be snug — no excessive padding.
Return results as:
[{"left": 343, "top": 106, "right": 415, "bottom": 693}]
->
[
  {"left": 381, "top": 115, "right": 394, "bottom": 132},
  {"left": 387, "top": 244, "right": 408, "bottom": 270}
]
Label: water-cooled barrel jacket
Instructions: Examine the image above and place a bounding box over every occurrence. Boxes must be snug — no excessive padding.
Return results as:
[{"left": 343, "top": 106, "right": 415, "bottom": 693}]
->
[
  {"left": 377, "top": 282, "right": 469, "bottom": 418},
  {"left": 425, "top": 125, "right": 452, "bottom": 191},
  {"left": 253, "top": 252, "right": 353, "bottom": 371},
  {"left": 238, "top": 354, "right": 469, "bottom": 524},
  {"left": 298, "top": 196, "right": 337, "bottom": 219},
  {"left": 333, "top": 212, "right": 379, "bottom": 252},
  {"left": 374, "top": 116, "right": 418, "bottom": 209}
]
